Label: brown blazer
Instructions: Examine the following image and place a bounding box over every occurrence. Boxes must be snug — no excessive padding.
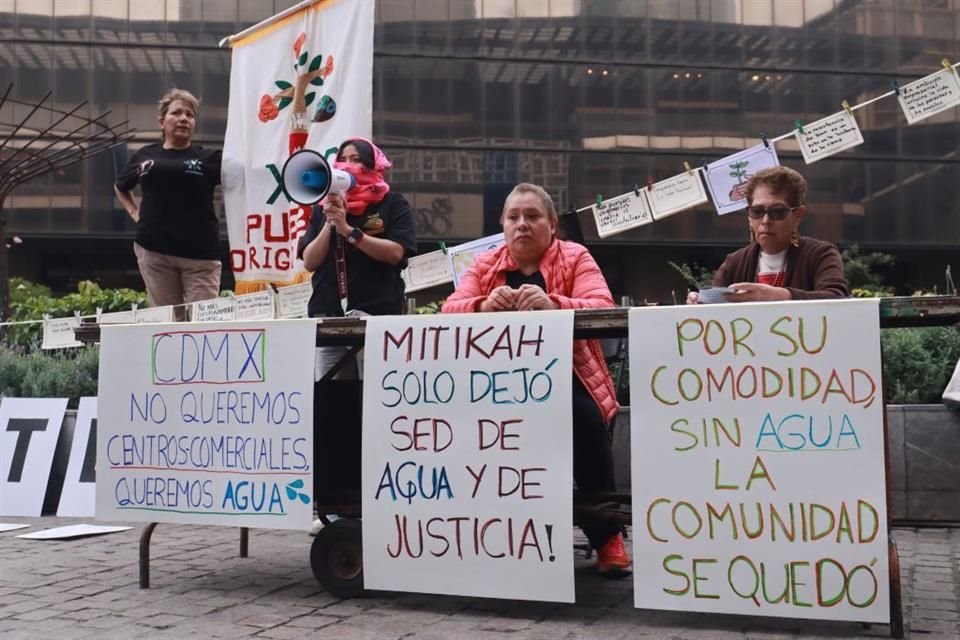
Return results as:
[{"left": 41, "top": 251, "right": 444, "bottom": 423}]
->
[{"left": 713, "top": 236, "right": 850, "bottom": 300}]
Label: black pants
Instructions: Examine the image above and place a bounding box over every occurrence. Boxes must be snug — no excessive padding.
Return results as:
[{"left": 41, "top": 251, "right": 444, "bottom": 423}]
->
[{"left": 571, "top": 376, "right": 620, "bottom": 549}]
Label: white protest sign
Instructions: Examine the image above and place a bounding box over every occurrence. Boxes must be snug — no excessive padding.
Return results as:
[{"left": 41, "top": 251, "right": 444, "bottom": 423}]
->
[
  {"left": 100, "top": 310, "right": 135, "bottom": 324},
  {"left": 276, "top": 282, "right": 312, "bottom": 318},
  {"left": 235, "top": 290, "right": 276, "bottom": 321},
  {"left": 649, "top": 170, "right": 709, "bottom": 220},
  {"left": 136, "top": 306, "right": 175, "bottom": 323},
  {"left": 704, "top": 144, "right": 780, "bottom": 215},
  {"left": 796, "top": 111, "right": 865, "bottom": 164},
  {"left": 362, "top": 311, "right": 575, "bottom": 602},
  {"left": 628, "top": 299, "right": 889, "bottom": 622},
  {"left": 591, "top": 190, "right": 653, "bottom": 238},
  {"left": 448, "top": 233, "right": 505, "bottom": 288},
  {"left": 191, "top": 297, "right": 236, "bottom": 322},
  {"left": 897, "top": 66, "right": 960, "bottom": 125},
  {"left": 57, "top": 396, "right": 98, "bottom": 518},
  {"left": 42, "top": 316, "right": 82, "bottom": 349},
  {"left": 402, "top": 249, "right": 454, "bottom": 293},
  {"left": 96, "top": 320, "right": 316, "bottom": 529},
  {"left": 0, "top": 398, "right": 68, "bottom": 516}
]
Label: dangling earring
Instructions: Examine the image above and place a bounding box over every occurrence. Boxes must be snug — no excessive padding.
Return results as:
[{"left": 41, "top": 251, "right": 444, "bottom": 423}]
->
[
  {"left": 748, "top": 226, "right": 756, "bottom": 243},
  {"left": 790, "top": 229, "right": 800, "bottom": 247}
]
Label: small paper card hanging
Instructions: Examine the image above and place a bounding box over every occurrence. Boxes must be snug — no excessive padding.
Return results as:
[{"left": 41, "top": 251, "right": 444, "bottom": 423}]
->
[
  {"left": 704, "top": 143, "right": 780, "bottom": 215},
  {"left": 447, "top": 233, "right": 506, "bottom": 288},
  {"left": 135, "top": 306, "right": 175, "bottom": 323},
  {"left": 648, "top": 170, "right": 709, "bottom": 220},
  {"left": 234, "top": 289, "right": 276, "bottom": 320},
  {"left": 591, "top": 190, "right": 653, "bottom": 238},
  {"left": 276, "top": 282, "right": 312, "bottom": 318},
  {"left": 99, "top": 310, "right": 135, "bottom": 324},
  {"left": 41, "top": 316, "right": 82, "bottom": 349},
  {"left": 896, "top": 66, "right": 960, "bottom": 125},
  {"left": 402, "top": 250, "right": 454, "bottom": 293},
  {"left": 795, "top": 110, "right": 865, "bottom": 164},
  {"left": 190, "top": 297, "right": 236, "bottom": 322}
]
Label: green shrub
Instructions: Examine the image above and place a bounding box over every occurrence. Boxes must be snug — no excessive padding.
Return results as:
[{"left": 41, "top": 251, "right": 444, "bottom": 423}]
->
[
  {"left": 6, "top": 279, "right": 145, "bottom": 350},
  {"left": 881, "top": 327, "right": 960, "bottom": 404},
  {"left": 0, "top": 345, "right": 100, "bottom": 405}
]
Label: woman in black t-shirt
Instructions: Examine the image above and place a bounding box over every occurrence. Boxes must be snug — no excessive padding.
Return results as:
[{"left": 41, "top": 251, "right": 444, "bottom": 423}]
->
[
  {"left": 114, "top": 88, "right": 222, "bottom": 319},
  {"left": 297, "top": 137, "right": 416, "bottom": 320}
]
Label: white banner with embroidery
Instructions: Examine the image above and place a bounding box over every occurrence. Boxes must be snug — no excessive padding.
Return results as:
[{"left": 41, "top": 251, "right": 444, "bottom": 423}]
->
[{"left": 223, "top": 0, "right": 374, "bottom": 293}]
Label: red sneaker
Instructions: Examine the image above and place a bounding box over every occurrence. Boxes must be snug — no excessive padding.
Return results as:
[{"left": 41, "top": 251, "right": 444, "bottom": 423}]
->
[{"left": 596, "top": 533, "right": 632, "bottom": 576}]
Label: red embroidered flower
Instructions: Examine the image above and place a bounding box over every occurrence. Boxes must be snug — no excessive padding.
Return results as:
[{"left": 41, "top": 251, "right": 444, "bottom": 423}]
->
[
  {"left": 293, "top": 32, "right": 307, "bottom": 57},
  {"left": 258, "top": 94, "right": 279, "bottom": 122},
  {"left": 321, "top": 55, "right": 335, "bottom": 79}
]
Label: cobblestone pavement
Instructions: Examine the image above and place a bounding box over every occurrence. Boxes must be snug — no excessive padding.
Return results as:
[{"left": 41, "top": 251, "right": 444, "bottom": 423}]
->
[{"left": 0, "top": 518, "right": 957, "bottom": 639}]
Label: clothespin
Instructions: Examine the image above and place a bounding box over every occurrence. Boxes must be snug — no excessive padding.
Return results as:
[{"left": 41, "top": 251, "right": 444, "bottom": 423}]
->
[
  {"left": 841, "top": 100, "right": 852, "bottom": 116},
  {"left": 646, "top": 176, "right": 654, "bottom": 192},
  {"left": 891, "top": 80, "right": 900, "bottom": 96},
  {"left": 701, "top": 158, "right": 709, "bottom": 171},
  {"left": 225, "top": 290, "right": 236, "bottom": 298},
  {"left": 794, "top": 119, "right": 805, "bottom": 135},
  {"left": 438, "top": 241, "right": 447, "bottom": 254},
  {"left": 633, "top": 183, "right": 641, "bottom": 197},
  {"left": 74, "top": 310, "right": 82, "bottom": 323},
  {"left": 96, "top": 307, "right": 102, "bottom": 323},
  {"left": 760, "top": 132, "right": 770, "bottom": 148},
  {"left": 269, "top": 283, "right": 279, "bottom": 294},
  {"left": 596, "top": 193, "right": 603, "bottom": 208},
  {"left": 683, "top": 161, "right": 693, "bottom": 175},
  {"left": 943, "top": 58, "right": 954, "bottom": 73}
]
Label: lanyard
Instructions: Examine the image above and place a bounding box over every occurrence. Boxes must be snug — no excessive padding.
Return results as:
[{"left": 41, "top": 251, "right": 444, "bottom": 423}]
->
[{"left": 332, "top": 232, "right": 349, "bottom": 308}]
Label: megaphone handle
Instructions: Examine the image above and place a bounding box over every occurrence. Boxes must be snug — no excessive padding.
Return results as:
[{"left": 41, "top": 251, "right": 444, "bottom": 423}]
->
[{"left": 333, "top": 233, "right": 349, "bottom": 303}]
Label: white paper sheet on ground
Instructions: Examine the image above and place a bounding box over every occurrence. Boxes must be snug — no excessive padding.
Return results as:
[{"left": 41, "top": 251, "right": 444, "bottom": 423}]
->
[
  {"left": 42, "top": 316, "right": 82, "bottom": 349},
  {"left": 648, "top": 170, "right": 709, "bottom": 220},
  {"left": 592, "top": 190, "right": 653, "bottom": 238},
  {"left": 234, "top": 290, "right": 276, "bottom": 320},
  {"left": 704, "top": 144, "right": 780, "bottom": 215},
  {"left": 191, "top": 297, "right": 236, "bottom": 322},
  {"left": 135, "top": 306, "right": 175, "bottom": 323},
  {"left": 897, "top": 66, "right": 960, "bottom": 125},
  {"left": 16, "top": 524, "right": 132, "bottom": 540},
  {"left": 447, "top": 233, "right": 505, "bottom": 287},
  {"left": 796, "top": 110, "right": 865, "bottom": 164},
  {"left": 0, "top": 523, "right": 30, "bottom": 532},
  {"left": 402, "top": 249, "right": 454, "bottom": 293},
  {"left": 276, "top": 282, "right": 312, "bottom": 318}
]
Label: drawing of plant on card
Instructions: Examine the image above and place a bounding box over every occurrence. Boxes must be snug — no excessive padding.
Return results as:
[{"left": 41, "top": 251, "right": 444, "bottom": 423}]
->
[{"left": 727, "top": 160, "right": 750, "bottom": 201}]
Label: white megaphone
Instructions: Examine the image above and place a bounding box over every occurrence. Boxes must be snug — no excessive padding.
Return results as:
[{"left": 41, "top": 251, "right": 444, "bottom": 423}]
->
[{"left": 280, "top": 148, "right": 356, "bottom": 206}]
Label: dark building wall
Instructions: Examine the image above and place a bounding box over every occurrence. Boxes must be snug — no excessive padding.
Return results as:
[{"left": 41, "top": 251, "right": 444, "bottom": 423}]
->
[{"left": 0, "top": 0, "right": 958, "bottom": 300}]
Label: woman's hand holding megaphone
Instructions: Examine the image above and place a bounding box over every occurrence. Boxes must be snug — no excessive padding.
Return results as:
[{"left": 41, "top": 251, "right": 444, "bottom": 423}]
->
[{"left": 323, "top": 193, "right": 351, "bottom": 237}]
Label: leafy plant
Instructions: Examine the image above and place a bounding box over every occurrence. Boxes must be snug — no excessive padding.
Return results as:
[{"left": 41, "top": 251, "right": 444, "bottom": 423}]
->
[
  {"left": 881, "top": 327, "right": 960, "bottom": 404},
  {"left": 413, "top": 301, "right": 444, "bottom": 315},
  {"left": 667, "top": 261, "right": 715, "bottom": 290},
  {"left": 0, "top": 345, "right": 99, "bottom": 405},
  {"left": 843, "top": 245, "right": 895, "bottom": 297}
]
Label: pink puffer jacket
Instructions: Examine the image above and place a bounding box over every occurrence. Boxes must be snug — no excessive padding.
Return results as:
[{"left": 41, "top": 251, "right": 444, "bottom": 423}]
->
[{"left": 441, "top": 239, "right": 619, "bottom": 423}]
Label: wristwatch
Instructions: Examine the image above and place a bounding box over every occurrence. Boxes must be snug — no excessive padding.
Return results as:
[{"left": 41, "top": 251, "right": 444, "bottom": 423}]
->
[{"left": 346, "top": 227, "right": 365, "bottom": 245}]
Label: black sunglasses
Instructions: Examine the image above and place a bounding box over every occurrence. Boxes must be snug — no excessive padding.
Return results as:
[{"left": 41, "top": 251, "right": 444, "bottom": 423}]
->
[{"left": 746, "top": 205, "right": 800, "bottom": 220}]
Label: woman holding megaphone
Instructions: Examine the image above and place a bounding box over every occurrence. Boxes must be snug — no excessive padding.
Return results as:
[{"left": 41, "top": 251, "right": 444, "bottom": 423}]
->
[{"left": 297, "top": 137, "right": 416, "bottom": 355}]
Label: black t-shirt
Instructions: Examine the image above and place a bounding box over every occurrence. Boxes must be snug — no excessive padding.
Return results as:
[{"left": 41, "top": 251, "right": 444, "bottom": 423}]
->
[
  {"left": 297, "top": 191, "right": 417, "bottom": 317},
  {"left": 115, "top": 143, "right": 222, "bottom": 260}
]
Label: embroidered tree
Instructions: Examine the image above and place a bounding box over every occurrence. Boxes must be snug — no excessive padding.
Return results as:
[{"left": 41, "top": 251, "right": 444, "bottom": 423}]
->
[{"left": 0, "top": 84, "right": 135, "bottom": 321}]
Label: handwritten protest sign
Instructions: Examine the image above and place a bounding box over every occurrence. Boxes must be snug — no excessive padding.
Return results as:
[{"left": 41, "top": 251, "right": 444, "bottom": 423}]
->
[
  {"left": 592, "top": 191, "right": 653, "bottom": 238},
  {"left": 796, "top": 111, "right": 865, "bottom": 164},
  {"left": 96, "top": 320, "right": 315, "bottom": 529},
  {"left": 649, "top": 171, "right": 709, "bottom": 221},
  {"left": 628, "top": 299, "right": 889, "bottom": 622},
  {"left": 897, "top": 67, "right": 960, "bottom": 125},
  {"left": 362, "top": 311, "right": 575, "bottom": 602},
  {"left": 234, "top": 290, "right": 276, "bottom": 321},
  {"left": 402, "top": 249, "right": 454, "bottom": 293},
  {"left": 191, "top": 297, "right": 236, "bottom": 322},
  {"left": 42, "top": 316, "right": 82, "bottom": 349},
  {"left": 448, "top": 233, "right": 505, "bottom": 288},
  {"left": 704, "top": 144, "right": 780, "bottom": 215},
  {"left": 275, "top": 282, "right": 312, "bottom": 318}
]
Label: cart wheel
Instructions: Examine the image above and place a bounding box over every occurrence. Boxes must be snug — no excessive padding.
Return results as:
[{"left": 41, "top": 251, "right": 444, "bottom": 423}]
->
[{"left": 310, "top": 518, "right": 365, "bottom": 598}]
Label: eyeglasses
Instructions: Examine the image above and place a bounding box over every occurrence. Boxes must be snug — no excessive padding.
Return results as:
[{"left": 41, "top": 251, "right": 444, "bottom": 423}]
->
[{"left": 746, "top": 205, "right": 799, "bottom": 220}]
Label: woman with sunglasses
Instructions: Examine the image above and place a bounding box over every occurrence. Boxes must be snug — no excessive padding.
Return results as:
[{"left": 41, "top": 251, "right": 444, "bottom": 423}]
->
[{"left": 688, "top": 166, "right": 849, "bottom": 304}]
